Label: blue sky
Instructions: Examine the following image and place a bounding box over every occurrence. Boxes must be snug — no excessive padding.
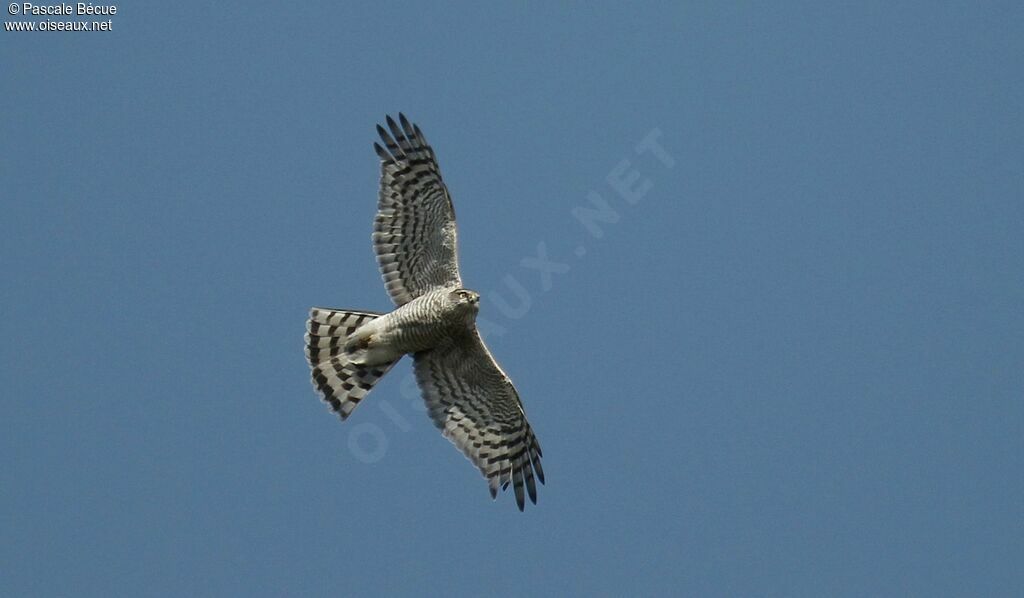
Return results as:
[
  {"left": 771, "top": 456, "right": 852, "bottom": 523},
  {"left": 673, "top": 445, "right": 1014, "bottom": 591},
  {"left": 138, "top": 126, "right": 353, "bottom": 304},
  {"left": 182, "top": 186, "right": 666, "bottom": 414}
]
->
[{"left": 2, "top": 2, "right": 1022, "bottom": 596}]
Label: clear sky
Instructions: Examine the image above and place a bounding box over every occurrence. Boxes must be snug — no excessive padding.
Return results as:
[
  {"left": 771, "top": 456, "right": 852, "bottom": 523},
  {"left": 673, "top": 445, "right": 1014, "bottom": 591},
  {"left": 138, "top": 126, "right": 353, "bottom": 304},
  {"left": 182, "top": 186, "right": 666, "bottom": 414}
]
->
[{"left": 2, "top": 2, "right": 1022, "bottom": 596}]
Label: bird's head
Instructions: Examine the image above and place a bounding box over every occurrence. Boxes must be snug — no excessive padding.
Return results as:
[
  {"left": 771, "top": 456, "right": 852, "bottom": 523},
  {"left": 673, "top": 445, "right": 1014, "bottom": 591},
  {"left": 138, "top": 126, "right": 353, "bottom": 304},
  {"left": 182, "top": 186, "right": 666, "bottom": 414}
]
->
[{"left": 449, "top": 288, "right": 481, "bottom": 320}]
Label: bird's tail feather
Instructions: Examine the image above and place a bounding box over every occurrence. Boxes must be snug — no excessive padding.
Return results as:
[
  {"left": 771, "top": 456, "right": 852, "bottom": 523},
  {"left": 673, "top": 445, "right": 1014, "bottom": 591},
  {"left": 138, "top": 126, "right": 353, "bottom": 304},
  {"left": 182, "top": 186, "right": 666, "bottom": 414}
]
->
[{"left": 305, "top": 308, "right": 398, "bottom": 420}]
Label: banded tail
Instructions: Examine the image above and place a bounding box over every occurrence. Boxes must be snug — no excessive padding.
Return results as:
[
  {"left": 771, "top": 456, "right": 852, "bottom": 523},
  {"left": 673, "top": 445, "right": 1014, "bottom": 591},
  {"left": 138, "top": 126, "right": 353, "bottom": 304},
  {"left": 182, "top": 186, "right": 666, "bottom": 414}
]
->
[{"left": 305, "top": 308, "right": 398, "bottom": 420}]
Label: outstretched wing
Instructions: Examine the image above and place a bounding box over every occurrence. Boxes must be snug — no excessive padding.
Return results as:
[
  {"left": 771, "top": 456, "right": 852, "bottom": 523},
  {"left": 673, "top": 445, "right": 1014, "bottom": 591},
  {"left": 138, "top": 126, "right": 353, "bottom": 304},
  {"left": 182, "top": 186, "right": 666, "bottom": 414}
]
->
[
  {"left": 413, "top": 330, "right": 545, "bottom": 511},
  {"left": 373, "top": 114, "right": 462, "bottom": 306}
]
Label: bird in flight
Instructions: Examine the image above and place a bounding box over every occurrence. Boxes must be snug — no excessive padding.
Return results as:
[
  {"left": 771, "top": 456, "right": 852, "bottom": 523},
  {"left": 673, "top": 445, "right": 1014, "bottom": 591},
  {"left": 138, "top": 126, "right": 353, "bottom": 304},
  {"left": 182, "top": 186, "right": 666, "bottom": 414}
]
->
[{"left": 305, "top": 114, "right": 545, "bottom": 510}]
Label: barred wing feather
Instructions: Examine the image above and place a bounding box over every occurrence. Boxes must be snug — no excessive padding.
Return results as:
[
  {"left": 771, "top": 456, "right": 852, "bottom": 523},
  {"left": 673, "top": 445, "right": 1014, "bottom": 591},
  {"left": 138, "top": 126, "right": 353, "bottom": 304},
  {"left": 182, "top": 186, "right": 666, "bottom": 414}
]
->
[
  {"left": 373, "top": 114, "right": 462, "bottom": 306},
  {"left": 413, "top": 329, "right": 545, "bottom": 511}
]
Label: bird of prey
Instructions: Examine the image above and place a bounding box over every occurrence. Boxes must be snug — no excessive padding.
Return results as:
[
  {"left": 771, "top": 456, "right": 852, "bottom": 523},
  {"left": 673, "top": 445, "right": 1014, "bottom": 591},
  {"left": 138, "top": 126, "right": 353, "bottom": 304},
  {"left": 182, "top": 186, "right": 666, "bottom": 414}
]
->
[{"left": 305, "top": 114, "right": 545, "bottom": 510}]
